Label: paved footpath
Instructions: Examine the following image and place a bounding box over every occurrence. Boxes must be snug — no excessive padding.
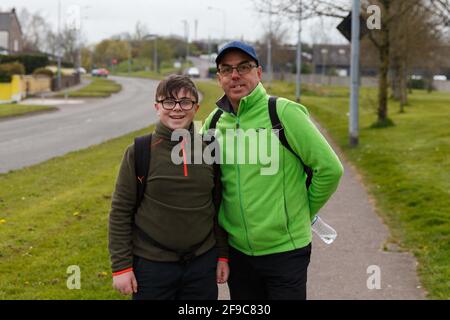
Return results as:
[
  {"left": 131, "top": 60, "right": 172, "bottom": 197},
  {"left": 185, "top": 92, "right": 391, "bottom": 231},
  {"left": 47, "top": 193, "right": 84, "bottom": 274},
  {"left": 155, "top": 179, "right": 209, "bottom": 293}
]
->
[{"left": 218, "top": 119, "right": 425, "bottom": 300}]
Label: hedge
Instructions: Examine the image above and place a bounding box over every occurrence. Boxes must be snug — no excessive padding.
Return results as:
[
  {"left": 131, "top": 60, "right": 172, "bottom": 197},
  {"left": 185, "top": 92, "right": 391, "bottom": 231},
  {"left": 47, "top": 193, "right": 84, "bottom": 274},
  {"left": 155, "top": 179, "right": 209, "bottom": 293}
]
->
[
  {"left": 33, "top": 67, "right": 54, "bottom": 77},
  {"left": 0, "top": 54, "right": 49, "bottom": 74},
  {"left": 0, "top": 62, "right": 26, "bottom": 83}
]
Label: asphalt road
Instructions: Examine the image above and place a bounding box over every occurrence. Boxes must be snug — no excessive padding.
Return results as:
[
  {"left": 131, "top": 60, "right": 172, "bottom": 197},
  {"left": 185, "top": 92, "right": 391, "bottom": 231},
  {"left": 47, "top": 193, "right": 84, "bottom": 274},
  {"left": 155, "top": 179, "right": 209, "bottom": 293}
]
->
[{"left": 0, "top": 76, "right": 159, "bottom": 173}]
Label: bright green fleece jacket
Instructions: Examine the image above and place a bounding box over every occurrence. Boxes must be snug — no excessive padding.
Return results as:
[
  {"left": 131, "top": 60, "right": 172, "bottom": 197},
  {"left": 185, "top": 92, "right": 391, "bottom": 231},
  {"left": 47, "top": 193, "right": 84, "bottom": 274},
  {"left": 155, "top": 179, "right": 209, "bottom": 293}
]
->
[{"left": 201, "top": 82, "right": 344, "bottom": 256}]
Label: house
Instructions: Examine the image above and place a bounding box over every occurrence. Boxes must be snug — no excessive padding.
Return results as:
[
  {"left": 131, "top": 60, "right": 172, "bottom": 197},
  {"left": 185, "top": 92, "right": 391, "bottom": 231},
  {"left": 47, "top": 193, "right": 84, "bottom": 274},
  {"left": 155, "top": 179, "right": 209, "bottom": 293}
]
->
[
  {"left": 312, "top": 44, "right": 381, "bottom": 77},
  {"left": 0, "top": 8, "right": 23, "bottom": 54},
  {"left": 313, "top": 44, "right": 351, "bottom": 76}
]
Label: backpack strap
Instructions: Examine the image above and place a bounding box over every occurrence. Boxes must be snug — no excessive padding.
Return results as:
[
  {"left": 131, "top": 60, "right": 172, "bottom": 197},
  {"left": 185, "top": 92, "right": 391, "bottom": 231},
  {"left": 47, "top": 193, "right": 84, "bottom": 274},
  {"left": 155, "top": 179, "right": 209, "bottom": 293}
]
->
[
  {"left": 209, "top": 108, "right": 224, "bottom": 130},
  {"left": 268, "top": 96, "right": 313, "bottom": 189},
  {"left": 134, "top": 133, "right": 152, "bottom": 210}
]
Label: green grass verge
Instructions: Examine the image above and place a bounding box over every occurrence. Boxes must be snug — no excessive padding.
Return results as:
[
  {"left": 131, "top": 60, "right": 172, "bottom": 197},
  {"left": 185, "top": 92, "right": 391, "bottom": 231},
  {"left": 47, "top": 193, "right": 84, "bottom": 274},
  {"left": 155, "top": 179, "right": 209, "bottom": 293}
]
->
[
  {"left": 112, "top": 70, "right": 166, "bottom": 80},
  {"left": 267, "top": 81, "right": 450, "bottom": 299},
  {"left": 111, "top": 62, "right": 194, "bottom": 81},
  {"left": 0, "top": 104, "right": 57, "bottom": 119},
  {"left": 56, "top": 78, "right": 122, "bottom": 98},
  {"left": 0, "top": 81, "right": 222, "bottom": 299}
]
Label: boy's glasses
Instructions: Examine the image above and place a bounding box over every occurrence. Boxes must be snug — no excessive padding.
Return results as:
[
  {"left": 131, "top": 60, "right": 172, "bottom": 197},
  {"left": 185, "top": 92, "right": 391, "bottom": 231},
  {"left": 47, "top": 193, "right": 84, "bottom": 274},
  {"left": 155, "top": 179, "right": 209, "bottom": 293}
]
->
[
  {"left": 218, "top": 62, "right": 257, "bottom": 77},
  {"left": 157, "top": 98, "right": 197, "bottom": 110}
]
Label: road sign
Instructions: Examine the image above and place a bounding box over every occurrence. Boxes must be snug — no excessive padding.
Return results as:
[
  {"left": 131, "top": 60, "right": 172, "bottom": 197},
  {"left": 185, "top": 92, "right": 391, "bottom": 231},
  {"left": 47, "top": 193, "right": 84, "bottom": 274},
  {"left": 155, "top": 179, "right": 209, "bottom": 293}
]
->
[{"left": 337, "top": 11, "right": 368, "bottom": 42}]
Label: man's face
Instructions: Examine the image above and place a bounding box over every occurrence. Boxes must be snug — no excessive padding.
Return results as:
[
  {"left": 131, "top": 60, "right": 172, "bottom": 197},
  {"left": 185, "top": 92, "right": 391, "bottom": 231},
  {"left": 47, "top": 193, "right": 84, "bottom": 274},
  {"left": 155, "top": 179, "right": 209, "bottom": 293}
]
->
[
  {"left": 217, "top": 50, "right": 262, "bottom": 108},
  {"left": 154, "top": 88, "right": 199, "bottom": 130}
]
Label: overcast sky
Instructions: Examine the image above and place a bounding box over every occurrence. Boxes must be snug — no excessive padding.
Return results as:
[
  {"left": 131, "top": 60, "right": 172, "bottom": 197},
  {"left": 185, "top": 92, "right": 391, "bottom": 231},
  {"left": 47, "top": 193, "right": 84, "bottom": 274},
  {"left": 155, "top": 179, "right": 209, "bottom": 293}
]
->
[{"left": 1, "top": 0, "right": 347, "bottom": 46}]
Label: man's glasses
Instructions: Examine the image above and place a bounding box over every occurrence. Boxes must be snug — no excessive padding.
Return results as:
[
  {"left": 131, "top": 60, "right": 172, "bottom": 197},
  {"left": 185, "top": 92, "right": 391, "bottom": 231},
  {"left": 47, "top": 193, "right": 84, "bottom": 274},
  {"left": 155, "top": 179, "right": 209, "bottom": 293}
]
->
[
  {"left": 156, "top": 98, "right": 197, "bottom": 110},
  {"left": 218, "top": 62, "right": 257, "bottom": 77}
]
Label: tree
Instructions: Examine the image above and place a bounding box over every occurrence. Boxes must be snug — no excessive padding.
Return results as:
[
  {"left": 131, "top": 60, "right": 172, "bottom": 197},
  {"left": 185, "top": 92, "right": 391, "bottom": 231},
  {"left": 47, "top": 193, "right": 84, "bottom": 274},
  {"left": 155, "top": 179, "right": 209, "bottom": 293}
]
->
[
  {"left": 389, "top": 3, "right": 445, "bottom": 111},
  {"left": 18, "top": 8, "right": 52, "bottom": 52},
  {"left": 93, "top": 40, "right": 129, "bottom": 67}
]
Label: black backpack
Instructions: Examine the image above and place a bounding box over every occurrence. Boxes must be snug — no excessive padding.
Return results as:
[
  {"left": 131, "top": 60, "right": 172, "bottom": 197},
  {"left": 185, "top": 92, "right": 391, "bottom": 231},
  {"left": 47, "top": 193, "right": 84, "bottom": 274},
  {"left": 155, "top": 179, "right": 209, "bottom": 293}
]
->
[{"left": 208, "top": 96, "right": 313, "bottom": 188}]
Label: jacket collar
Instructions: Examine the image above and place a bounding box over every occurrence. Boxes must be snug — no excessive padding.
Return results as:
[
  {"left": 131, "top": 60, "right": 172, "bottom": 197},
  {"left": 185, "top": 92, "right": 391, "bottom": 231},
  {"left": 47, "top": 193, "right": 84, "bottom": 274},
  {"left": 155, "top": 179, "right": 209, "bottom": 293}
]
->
[
  {"left": 154, "top": 121, "right": 195, "bottom": 146},
  {"left": 216, "top": 82, "right": 267, "bottom": 115}
]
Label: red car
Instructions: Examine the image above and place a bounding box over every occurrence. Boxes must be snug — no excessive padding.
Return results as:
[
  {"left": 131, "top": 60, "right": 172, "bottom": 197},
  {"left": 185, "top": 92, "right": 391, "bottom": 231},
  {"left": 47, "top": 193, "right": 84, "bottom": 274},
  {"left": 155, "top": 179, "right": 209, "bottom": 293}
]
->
[{"left": 91, "top": 68, "right": 109, "bottom": 77}]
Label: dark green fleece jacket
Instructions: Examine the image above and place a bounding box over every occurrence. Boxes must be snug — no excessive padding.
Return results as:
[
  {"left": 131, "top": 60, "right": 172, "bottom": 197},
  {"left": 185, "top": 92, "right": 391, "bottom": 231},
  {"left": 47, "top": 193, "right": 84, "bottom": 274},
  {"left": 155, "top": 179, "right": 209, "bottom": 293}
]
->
[{"left": 108, "top": 121, "right": 228, "bottom": 273}]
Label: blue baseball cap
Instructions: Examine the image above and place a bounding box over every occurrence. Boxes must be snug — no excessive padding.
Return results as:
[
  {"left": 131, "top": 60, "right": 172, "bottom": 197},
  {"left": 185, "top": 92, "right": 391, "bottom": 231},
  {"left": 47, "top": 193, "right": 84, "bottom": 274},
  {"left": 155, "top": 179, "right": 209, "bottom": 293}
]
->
[{"left": 216, "top": 41, "right": 259, "bottom": 67}]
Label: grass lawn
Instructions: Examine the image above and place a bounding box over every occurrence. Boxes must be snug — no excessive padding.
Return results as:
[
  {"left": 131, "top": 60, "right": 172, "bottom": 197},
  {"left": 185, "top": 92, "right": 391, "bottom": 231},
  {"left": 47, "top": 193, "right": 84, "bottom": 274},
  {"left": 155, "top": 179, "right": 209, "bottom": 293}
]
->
[
  {"left": 112, "top": 70, "right": 165, "bottom": 80},
  {"left": 0, "top": 81, "right": 222, "bottom": 299},
  {"left": 56, "top": 78, "right": 122, "bottom": 98},
  {"left": 0, "top": 104, "right": 57, "bottom": 119},
  {"left": 267, "top": 81, "right": 449, "bottom": 299},
  {"left": 111, "top": 62, "right": 194, "bottom": 81}
]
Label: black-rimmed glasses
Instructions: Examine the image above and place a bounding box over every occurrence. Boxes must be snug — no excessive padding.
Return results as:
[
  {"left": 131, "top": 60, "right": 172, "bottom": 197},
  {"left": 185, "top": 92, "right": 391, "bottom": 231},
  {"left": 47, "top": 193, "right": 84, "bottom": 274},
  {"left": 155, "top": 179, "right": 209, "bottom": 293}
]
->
[
  {"left": 218, "top": 61, "right": 257, "bottom": 77},
  {"left": 156, "top": 98, "right": 197, "bottom": 110}
]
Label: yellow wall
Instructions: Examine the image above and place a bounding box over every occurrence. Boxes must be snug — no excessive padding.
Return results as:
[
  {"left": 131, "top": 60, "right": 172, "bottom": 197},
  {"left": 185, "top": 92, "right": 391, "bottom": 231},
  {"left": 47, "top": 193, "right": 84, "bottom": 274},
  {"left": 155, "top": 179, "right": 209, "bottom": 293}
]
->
[
  {"left": 0, "top": 75, "right": 23, "bottom": 103},
  {"left": 22, "top": 75, "right": 51, "bottom": 95},
  {"left": 0, "top": 75, "right": 51, "bottom": 103}
]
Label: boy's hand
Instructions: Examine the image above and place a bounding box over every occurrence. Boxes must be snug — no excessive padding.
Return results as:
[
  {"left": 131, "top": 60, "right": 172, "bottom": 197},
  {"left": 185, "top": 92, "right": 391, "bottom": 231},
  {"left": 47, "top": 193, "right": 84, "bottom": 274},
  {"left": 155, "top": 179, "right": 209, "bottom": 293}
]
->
[
  {"left": 216, "top": 261, "right": 229, "bottom": 284},
  {"left": 113, "top": 271, "right": 138, "bottom": 295}
]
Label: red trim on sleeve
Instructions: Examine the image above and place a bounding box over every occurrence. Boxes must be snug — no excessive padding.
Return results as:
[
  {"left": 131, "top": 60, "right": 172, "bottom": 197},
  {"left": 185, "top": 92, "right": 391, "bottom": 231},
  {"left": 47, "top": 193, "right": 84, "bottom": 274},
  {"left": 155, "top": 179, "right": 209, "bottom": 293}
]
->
[
  {"left": 218, "top": 258, "right": 229, "bottom": 263},
  {"left": 112, "top": 267, "right": 133, "bottom": 277}
]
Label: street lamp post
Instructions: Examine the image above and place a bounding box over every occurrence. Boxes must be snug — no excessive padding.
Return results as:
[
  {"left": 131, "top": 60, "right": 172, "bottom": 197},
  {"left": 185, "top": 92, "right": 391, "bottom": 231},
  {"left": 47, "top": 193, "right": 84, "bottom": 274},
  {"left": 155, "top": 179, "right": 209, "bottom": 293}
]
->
[
  {"left": 207, "top": 6, "right": 226, "bottom": 41},
  {"left": 77, "top": 5, "right": 91, "bottom": 72},
  {"left": 267, "top": 2, "right": 273, "bottom": 88},
  {"left": 143, "top": 34, "right": 158, "bottom": 73},
  {"left": 57, "top": 0, "right": 61, "bottom": 90},
  {"left": 295, "top": 0, "right": 302, "bottom": 103},
  {"left": 349, "top": 0, "right": 360, "bottom": 147},
  {"left": 181, "top": 20, "right": 189, "bottom": 61}
]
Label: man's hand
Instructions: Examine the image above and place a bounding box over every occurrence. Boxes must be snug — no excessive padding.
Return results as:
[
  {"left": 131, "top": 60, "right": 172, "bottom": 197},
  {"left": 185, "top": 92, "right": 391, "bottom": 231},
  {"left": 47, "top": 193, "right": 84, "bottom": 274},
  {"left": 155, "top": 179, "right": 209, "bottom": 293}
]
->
[
  {"left": 216, "top": 261, "right": 230, "bottom": 284},
  {"left": 113, "top": 271, "right": 138, "bottom": 295}
]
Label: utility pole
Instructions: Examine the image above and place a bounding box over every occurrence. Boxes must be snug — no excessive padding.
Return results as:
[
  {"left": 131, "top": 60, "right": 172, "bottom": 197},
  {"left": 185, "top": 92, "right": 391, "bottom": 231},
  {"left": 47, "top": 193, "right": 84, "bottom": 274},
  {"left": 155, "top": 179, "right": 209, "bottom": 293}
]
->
[
  {"left": 349, "top": 0, "right": 360, "bottom": 146},
  {"left": 127, "top": 42, "right": 131, "bottom": 75},
  {"left": 143, "top": 34, "right": 158, "bottom": 73},
  {"left": 267, "top": 2, "right": 273, "bottom": 88},
  {"left": 295, "top": 0, "right": 302, "bottom": 103},
  {"left": 182, "top": 20, "right": 189, "bottom": 61},
  {"left": 154, "top": 37, "right": 158, "bottom": 73},
  {"left": 194, "top": 19, "right": 198, "bottom": 41},
  {"left": 57, "top": 0, "right": 62, "bottom": 91}
]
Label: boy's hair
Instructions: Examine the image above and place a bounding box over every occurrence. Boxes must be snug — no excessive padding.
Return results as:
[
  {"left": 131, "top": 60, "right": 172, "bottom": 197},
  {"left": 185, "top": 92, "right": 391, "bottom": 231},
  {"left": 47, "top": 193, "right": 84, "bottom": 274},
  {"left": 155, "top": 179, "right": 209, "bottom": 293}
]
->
[{"left": 155, "top": 74, "right": 199, "bottom": 102}]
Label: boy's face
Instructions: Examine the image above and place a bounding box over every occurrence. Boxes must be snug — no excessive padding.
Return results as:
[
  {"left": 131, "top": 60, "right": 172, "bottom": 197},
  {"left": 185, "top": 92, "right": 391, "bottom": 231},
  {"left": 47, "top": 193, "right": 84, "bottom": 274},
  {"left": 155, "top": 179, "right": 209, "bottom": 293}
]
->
[{"left": 155, "top": 88, "right": 199, "bottom": 130}]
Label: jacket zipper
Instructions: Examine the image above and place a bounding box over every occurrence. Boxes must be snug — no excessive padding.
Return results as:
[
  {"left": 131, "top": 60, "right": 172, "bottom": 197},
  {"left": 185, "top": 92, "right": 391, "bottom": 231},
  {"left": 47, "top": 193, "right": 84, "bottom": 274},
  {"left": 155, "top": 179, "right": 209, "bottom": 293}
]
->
[
  {"left": 235, "top": 117, "right": 253, "bottom": 254},
  {"left": 181, "top": 137, "right": 188, "bottom": 177}
]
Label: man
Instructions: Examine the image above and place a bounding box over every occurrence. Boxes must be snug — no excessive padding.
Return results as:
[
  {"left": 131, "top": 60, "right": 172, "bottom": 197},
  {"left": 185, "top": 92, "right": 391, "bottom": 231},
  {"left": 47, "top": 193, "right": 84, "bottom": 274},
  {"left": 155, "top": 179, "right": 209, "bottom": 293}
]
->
[{"left": 201, "top": 41, "right": 344, "bottom": 300}]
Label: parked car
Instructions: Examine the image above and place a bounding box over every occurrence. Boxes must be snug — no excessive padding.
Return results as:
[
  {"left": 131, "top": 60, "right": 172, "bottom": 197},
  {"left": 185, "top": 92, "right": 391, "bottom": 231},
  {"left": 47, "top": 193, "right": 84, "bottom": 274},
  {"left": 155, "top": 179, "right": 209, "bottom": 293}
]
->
[
  {"left": 91, "top": 68, "right": 109, "bottom": 77},
  {"left": 186, "top": 67, "right": 200, "bottom": 78},
  {"left": 76, "top": 67, "right": 87, "bottom": 74}
]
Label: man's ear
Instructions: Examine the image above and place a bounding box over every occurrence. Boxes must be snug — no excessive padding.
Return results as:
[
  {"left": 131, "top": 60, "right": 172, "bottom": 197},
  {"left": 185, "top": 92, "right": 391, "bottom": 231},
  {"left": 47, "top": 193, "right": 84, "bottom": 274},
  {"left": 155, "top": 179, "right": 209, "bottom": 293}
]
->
[
  {"left": 194, "top": 104, "right": 200, "bottom": 112},
  {"left": 257, "top": 66, "right": 263, "bottom": 81}
]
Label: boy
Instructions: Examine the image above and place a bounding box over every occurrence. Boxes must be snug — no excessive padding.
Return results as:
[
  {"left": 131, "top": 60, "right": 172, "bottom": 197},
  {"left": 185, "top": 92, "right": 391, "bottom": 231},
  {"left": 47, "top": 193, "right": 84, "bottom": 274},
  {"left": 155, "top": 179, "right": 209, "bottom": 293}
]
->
[{"left": 108, "top": 74, "right": 229, "bottom": 300}]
